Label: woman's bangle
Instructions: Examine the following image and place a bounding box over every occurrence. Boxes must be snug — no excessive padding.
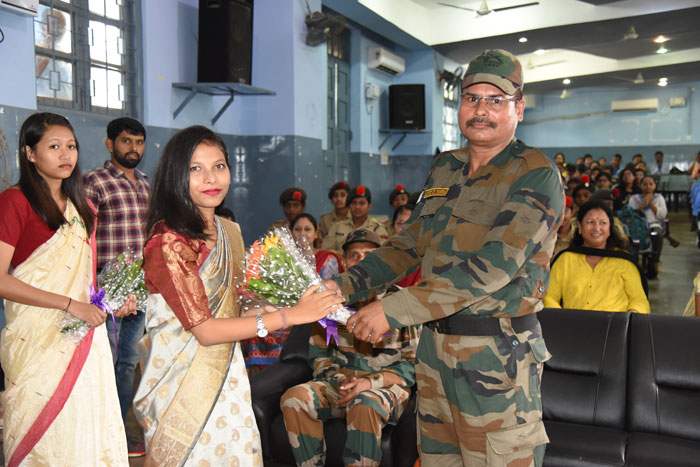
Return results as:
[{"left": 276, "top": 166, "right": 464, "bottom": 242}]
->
[
  {"left": 64, "top": 297, "right": 72, "bottom": 312},
  {"left": 279, "top": 308, "right": 289, "bottom": 328}
]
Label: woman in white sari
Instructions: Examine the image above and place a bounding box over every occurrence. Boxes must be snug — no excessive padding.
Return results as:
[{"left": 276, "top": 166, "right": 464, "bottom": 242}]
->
[
  {"left": 0, "top": 112, "right": 132, "bottom": 466},
  {"left": 134, "top": 125, "right": 342, "bottom": 466}
]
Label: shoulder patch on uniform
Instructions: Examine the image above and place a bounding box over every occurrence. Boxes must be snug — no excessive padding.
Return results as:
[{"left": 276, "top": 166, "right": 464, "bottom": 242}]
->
[{"left": 424, "top": 187, "right": 449, "bottom": 199}]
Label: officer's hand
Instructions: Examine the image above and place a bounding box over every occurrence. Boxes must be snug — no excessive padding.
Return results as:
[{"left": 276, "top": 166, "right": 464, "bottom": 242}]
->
[
  {"left": 346, "top": 300, "right": 389, "bottom": 344},
  {"left": 337, "top": 376, "right": 371, "bottom": 407},
  {"left": 114, "top": 294, "right": 138, "bottom": 318}
]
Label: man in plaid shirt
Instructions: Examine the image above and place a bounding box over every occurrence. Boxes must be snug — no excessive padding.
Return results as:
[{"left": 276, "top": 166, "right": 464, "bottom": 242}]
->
[{"left": 83, "top": 117, "right": 149, "bottom": 457}]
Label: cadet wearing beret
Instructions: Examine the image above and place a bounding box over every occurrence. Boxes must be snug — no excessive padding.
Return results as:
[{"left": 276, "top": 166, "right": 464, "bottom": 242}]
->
[
  {"left": 268, "top": 187, "right": 306, "bottom": 232},
  {"left": 318, "top": 181, "right": 351, "bottom": 242}
]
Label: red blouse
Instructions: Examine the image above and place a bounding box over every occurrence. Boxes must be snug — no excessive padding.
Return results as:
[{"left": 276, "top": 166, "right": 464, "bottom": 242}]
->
[
  {"left": 0, "top": 188, "right": 57, "bottom": 269},
  {"left": 142, "top": 222, "right": 213, "bottom": 330}
]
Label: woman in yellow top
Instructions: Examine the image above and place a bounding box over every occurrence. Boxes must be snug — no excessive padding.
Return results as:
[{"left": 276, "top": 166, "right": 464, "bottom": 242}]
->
[{"left": 544, "top": 200, "right": 650, "bottom": 314}]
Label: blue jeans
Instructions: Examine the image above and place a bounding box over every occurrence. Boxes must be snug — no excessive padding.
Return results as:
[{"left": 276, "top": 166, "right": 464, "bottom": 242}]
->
[{"left": 106, "top": 310, "right": 146, "bottom": 421}]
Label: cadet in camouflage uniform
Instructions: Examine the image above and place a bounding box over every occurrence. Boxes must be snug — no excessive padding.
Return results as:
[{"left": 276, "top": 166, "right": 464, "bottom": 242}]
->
[
  {"left": 335, "top": 50, "right": 564, "bottom": 466},
  {"left": 268, "top": 187, "right": 307, "bottom": 232},
  {"left": 281, "top": 229, "right": 419, "bottom": 467},
  {"left": 321, "top": 185, "right": 389, "bottom": 253}
]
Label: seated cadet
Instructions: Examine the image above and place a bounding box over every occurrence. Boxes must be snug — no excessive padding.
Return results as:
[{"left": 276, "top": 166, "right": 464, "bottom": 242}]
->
[
  {"left": 268, "top": 187, "right": 306, "bottom": 232},
  {"left": 281, "top": 229, "right": 419, "bottom": 467},
  {"left": 318, "top": 181, "right": 351, "bottom": 243},
  {"left": 321, "top": 185, "right": 389, "bottom": 252},
  {"left": 388, "top": 184, "right": 409, "bottom": 211}
]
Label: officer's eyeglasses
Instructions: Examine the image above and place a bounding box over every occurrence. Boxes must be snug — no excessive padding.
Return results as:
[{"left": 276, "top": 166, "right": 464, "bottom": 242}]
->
[{"left": 461, "top": 93, "right": 519, "bottom": 110}]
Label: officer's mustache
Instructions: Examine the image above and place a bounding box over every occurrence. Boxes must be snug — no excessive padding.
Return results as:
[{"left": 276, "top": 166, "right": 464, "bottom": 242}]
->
[{"left": 467, "top": 117, "right": 496, "bottom": 128}]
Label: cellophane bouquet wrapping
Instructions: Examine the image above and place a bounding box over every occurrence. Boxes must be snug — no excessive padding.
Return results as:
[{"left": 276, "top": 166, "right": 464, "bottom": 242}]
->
[
  {"left": 58, "top": 250, "right": 149, "bottom": 343},
  {"left": 238, "top": 227, "right": 352, "bottom": 326}
]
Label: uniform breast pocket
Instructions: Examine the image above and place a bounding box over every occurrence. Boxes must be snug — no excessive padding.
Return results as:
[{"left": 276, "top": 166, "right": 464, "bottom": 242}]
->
[
  {"left": 418, "top": 197, "right": 447, "bottom": 219},
  {"left": 450, "top": 200, "right": 501, "bottom": 252}
]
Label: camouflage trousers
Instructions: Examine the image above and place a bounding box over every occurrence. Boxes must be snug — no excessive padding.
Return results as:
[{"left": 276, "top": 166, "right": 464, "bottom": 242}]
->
[
  {"left": 416, "top": 322, "right": 551, "bottom": 467},
  {"left": 280, "top": 377, "right": 410, "bottom": 467}
]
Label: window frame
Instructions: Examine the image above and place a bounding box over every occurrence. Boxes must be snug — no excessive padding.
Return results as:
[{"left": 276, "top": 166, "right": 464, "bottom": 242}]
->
[{"left": 33, "top": 0, "right": 142, "bottom": 118}]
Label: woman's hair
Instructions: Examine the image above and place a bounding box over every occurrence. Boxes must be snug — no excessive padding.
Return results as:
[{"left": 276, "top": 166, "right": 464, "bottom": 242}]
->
[
  {"left": 290, "top": 213, "right": 317, "bottom": 231},
  {"left": 572, "top": 183, "right": 591, "bottom": 199},
  {"left": 147, "top": 125, "right": 228, "bottom": 239},
  {"left": 392, "top": 203, "right": 415, "bottom": 224},
  {"left": 18, "top": 112, "right": 94, "bottom": 234},
  {"left": 573, "top": 200, "right": 628, "bottom": 250},
  {"left": 619, "top": 168, "right": 635, "bottom": 186}
]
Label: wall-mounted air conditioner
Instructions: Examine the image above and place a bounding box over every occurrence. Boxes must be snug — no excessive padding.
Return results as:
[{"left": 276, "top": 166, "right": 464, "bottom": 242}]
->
[
  {"left": 368, "top": 47, "right": 405, "bottom": 76},
  {"left": 611, "top": 98, "right": 659, "bottom": 112},
  {"left": 0, "top": 0, "right": 38, "bottom": 15}
]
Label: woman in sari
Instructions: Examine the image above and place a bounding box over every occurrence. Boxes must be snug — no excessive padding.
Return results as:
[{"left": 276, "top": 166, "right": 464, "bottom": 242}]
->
[
  {"left": 291, "top": 213, "right": 343, "bottom": 279},
  {"left": 133, "top": 125, "right": 341, "bottom": 466},
  {"left": 0, "top": 112, "right": 131, "bottom": 466}
]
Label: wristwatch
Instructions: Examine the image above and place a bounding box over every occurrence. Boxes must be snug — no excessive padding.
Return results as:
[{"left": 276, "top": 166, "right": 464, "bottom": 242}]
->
[{"left": 256, "top": 313, "right": 268, "bottom": 338}]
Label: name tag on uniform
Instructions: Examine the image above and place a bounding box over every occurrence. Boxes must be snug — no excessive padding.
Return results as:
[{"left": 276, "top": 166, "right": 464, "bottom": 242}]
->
[{"left": 423, "top": 187, "right": 449, "bottom": 199}]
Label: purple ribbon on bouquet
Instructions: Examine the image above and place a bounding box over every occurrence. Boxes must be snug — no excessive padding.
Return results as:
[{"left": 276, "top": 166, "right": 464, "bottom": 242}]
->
[
  {"left": 318, "top": 306, "right": 355, "bottom": 346},
  {"left": 90, "top": 284, "right": 117, "bottom": 353},
  {"left": 318, "top": 317, "right": 338, "bottom": 346}
]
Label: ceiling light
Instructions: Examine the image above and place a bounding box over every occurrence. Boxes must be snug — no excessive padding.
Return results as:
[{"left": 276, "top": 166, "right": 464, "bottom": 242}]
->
[
  {"left": 658, "top": 80, "right": 668, "bottom": 87},
  {"left": 560, "top": 89, "right": 568, "bottom": 99},
  {"left": 633, "top": 72, "right": 645, "bottom": 84},
  {"left": 653, "top": 35, "right": 669, "bottom": 44},
  {"left": 656, "top": 46, "right": 668, "bottom": 54},
  {"left": 534, "top": 49, "right": 546, "bottom": 55},
  {"left": 562, "top": 78, "right": 571, "bottom": 85},
  {"left": 519, "top": 37, "right": 528, "bottom": 43},
  {"left": 623, "top": 25, "right": 638, "bottom": 40}
]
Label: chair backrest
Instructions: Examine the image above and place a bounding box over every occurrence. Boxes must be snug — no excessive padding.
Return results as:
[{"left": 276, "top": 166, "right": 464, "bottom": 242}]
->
[
  {"left": 539, "top": 309, "right": 630, "bottom": 429},
  {"left": 628, "top": 313, "right": 700, "bottom": 440},
  {"left": 279, "top": 322, "right": 313, "bottom": 362}
]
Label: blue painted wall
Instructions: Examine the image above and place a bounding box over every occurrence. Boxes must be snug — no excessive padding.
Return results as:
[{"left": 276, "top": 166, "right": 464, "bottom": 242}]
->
[{"left": 517, "top": 81, "right": 700, "bottom": 168}]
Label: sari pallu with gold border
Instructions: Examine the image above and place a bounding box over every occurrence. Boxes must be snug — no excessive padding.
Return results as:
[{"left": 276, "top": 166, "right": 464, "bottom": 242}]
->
[
  {"left": 134, "top": 218, "right": 262, "bottom": 467},
  {"left": 1, "top": 200, "right": 128, "bottom": 466}
]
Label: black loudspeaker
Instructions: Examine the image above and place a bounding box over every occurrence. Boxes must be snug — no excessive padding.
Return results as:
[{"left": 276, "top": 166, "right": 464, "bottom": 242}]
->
[
  {"left": 198, "top": 0, "right": 253, "bottom": 84},
  {"left": 389, "top": 84, "right": 425, "bottom": 130}
]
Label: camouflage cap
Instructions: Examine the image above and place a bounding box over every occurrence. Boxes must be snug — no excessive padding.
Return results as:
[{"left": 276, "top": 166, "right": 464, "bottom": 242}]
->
[
  {"left": 342, "top": 228, "right": 381, "bottom": 252},
  {"left": 462, "top": 49, "right": 523, "bottom": 95}
]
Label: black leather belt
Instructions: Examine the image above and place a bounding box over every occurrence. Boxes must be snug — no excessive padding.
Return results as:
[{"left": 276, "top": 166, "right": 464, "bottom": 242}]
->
[{"left": 425, "top": 313, "right": 539, "bottom": 336}]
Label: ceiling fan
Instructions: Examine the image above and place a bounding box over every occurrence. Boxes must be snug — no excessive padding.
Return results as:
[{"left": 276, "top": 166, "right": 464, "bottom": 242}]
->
[{"left": 437, "top": 0, "right": 540, "bottom": 16}]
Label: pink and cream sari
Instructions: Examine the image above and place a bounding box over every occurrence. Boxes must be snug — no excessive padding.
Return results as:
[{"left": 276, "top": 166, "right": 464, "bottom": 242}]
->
[{"left": 0, "top": 200, "right": 127, "bottom": 466}]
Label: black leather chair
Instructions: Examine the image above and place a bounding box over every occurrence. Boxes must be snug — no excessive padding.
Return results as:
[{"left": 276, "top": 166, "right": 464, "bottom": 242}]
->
[
  {"left": 625, "top": 313, "right": 700, "bottom": 466},
  {"left": 249, "top": 323, "right": 418, "bottom": 467},
  {"left": 539, "top": 309, "right": 630, "bottom": 467}
]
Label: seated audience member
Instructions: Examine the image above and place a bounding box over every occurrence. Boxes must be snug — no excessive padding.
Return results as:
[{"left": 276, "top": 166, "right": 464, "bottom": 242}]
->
[
  {"left": 391, "top": 203, "right": 414, "bottom": 236},
  {"left": 564, "top": 164, "right": 576, "bottom": 182},
  {"left": 610, "top": 153, "right": 623, "bottom": 178},
  {"left": 589, "top": 189, "right": 629, "bottom": 246},
  {"left": 628, "top": 176, "right": 673, "bottom": 277},
  {"left": 391, "top": 204, "right": 421, "bottom": 288},
  {"left": 613, "top": 168, "right": 639, "bottom": 211},
  {"left": 598, "top": 156, "right": 607, "bottom": 170},
  {"left": 554, "top": 196, "right": 575, "bottom": 256},
  {"left": 318, "top": 181, "right": 351, "bottom": 242},
  {"left": 635, "top": 160, "right": 648, "bottom": 173},
  {"left": 651, "top": 151, "right": 665, "bottom": 175},
  {"left": 554, "top": 152, "right": 565, "bottom": 168},
  {"left": 634, "top": 167, "right": 646, "bottom": 186},
  {"left": 321, "top": 185, "right": 389, "bottom": 252},
  {"left": 388, "top": 184, "right": 409, "bottom": 211},
  {"left": 583, "top": 154, "right": 593, "bottom": 168},
  {"left": 595, "top": 171, "right": 613, "bottom": 190},
  {"left": 291, "top": 213, "right": 343, "bottom": 279},
  {"left": 632, "top": 153, "right": 644, "bottom": 166},
  {"left": 268, "top": 187, "right": 306, "bottom": 232},
  {"left": 544, "top": 200, "right": 650, "bottom": 314},
  {"left": 590, "top": 167, "right": 601, "bottom": 183},
  {"left": 566, "top": 177, "right": 580, "bottom": 196},
  {"left": 683, "top": 272, "right": 700, "bottom": 317},
  {"left": 280, "top": 229, "right": 419, "bottom": 467},
  {"left": 690, "top": 151, "right": 700, "bottom": 180},
  {"left": 572, "top": 183, "right": 593, "bottom": 211}
]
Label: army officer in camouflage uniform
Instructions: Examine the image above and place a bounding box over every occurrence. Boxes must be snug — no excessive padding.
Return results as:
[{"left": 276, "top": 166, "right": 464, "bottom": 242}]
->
[{"left": 332, "top": 49, "right": 564, "bottom": 466}]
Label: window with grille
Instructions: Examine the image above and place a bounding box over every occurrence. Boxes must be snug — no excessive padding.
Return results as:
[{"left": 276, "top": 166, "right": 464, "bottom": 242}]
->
[
  {"left": 442, "top": 81, "right": 460, "bottom": 151},
  {"left": 33, "top": 0, "right": 139, "bottom": 116}
]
